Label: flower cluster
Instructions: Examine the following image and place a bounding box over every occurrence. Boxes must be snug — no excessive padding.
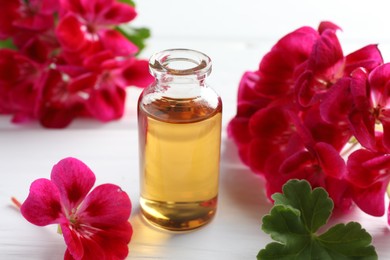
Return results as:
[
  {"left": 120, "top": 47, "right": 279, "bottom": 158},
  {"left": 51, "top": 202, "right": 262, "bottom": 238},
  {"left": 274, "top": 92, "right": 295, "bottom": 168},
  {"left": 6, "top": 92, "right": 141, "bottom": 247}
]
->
[
  {"left": 20, "top": 157, "right": 132, "bottom": 260},
  {"left": 0, "top": 0, "right": 153, "bottom": 128},
  {"left": 228, "top": 21, "right": 390, "bottom": 223}
]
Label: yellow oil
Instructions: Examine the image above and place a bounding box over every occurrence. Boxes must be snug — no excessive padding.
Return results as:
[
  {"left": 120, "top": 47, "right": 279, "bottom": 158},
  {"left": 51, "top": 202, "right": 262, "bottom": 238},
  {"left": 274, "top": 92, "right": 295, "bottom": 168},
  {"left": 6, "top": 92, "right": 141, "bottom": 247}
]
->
[{"left": 138, "top": 97, "right": 222, "bottom": 231}]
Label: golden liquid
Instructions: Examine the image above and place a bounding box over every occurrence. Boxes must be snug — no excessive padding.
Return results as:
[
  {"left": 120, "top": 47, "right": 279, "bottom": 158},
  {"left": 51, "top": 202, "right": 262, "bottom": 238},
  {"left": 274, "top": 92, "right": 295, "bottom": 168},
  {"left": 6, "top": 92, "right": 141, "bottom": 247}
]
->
[{"left": 138, "top": 97, "right": 222, "bottom": 231}]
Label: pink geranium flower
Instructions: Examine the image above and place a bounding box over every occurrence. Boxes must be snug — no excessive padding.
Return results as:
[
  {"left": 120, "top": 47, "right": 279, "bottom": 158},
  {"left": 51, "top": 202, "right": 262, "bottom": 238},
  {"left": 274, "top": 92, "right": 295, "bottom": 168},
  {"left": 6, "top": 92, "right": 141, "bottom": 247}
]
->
[
  {"left": 0, "top": 49, "right": 43, "bottom": 123},
  {"left": 0, "top": 0, "right": 152, "bottom": 128},
  {"left": 346, "top": 138, "right": 390, "bottom": 224},
  {"left": 20, "top": 157, "right": 132, "bottom": 260},
  {"left": 348, "top": 63, "right": 390, "bottom": 150},
  {"left": 56, "top": 0, "right": 138, "bottom": 64},
  {"left": 228, "top": 21, "right": 389, "bottom": 214}
]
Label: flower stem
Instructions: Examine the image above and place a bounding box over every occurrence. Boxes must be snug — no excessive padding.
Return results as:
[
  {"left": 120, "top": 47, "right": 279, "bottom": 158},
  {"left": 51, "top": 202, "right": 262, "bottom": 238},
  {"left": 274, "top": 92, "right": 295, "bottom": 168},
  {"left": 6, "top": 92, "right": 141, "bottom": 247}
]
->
[{"left": 11, "top": 197, "right": 22, "bottom": 209}]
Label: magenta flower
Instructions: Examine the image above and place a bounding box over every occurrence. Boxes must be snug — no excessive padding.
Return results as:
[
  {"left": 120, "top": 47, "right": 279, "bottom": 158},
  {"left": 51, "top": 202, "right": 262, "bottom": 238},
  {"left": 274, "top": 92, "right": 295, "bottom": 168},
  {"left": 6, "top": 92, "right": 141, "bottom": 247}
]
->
[
  {"left": 228, "top": 21, "right": 389, "bottom": 214},
  {"left": 0, "top": 0, "right": 152, "bottom": 128},
  {"left": 347, "top": 63, "right": 390, "bottom": 151},
  {"left": 0, "top": 0, "right": 59, "bottom": 41},
  {"left": 56, "top": 0, "right": 138, "bottom": 64},
  {"left": 20, "top": 157, "right": 132, "bottom": 260},
  {"left": 346, "top": 139, "right": 390, "bottom": 224},
  {"left": 0, "top": 49, "right": 43, "bottom": 123}
]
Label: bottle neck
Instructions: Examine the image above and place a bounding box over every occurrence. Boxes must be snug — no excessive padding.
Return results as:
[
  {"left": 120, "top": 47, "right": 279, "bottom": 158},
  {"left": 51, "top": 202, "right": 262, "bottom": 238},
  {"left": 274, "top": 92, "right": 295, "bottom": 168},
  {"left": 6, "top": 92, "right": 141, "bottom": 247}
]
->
[{"left": 149, "top": 48, "right": 211, "bottom": 83}]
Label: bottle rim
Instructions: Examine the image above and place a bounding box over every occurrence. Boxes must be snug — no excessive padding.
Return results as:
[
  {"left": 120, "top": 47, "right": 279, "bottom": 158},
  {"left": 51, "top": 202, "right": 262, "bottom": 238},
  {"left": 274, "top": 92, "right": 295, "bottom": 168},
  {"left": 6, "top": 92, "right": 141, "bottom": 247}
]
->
[{"left": 149, "top": 48, "right": 212, "bottom": 77}]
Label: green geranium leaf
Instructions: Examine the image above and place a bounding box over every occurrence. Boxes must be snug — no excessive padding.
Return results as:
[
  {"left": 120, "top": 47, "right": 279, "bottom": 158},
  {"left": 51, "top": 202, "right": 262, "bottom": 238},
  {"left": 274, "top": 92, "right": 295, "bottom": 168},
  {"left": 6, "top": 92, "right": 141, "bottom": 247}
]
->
[
  {"left": 116, "top": 24, "right": 151, "bottom": 54},
  {"left": 272, "top": 179, "right": 333, "bottom": 233},
  {"left": 117, "top": 0, "right": 136, "bottom": 7},
  {"left": 257, "top": 179, "right": 377, "bottom": 260},
  {"left": 0, "top": 38, "right": 16, "bottom": 49}
]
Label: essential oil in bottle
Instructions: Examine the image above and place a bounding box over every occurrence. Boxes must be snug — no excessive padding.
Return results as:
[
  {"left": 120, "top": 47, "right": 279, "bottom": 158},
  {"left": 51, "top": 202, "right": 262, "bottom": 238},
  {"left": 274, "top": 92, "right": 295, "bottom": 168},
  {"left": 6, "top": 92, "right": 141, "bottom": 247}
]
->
[{"left": 138, "top": 49, "right": 222, "bottom": 231}]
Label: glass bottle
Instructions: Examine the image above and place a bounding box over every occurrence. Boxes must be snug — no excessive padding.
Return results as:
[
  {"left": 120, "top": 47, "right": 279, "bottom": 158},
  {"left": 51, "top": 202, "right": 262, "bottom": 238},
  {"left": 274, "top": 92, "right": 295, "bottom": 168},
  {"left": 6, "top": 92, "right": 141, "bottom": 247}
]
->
[{"left": 138, "top": 49, "right": 222, "bottom": 231}]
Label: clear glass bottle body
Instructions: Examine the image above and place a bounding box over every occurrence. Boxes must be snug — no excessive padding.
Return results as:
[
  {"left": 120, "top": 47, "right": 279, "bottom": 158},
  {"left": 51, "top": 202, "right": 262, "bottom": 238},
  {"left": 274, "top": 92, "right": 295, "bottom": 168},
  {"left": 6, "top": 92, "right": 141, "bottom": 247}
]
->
[{"left": 138, "top": 49, "right": 222, "bottom": 231}]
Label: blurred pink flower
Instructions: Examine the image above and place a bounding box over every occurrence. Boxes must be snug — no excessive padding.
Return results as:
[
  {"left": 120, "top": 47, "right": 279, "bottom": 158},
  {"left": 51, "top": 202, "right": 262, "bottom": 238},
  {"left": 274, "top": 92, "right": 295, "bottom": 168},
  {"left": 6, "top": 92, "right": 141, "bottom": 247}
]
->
[{"left": 0, "top": 0, "right": 152, "bottom": 128}]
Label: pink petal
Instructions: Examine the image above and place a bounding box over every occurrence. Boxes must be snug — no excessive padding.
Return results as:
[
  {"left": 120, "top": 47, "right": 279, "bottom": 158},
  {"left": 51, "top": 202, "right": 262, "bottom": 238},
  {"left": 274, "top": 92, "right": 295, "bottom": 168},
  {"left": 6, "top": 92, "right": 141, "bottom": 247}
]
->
[
  {"left": 51, "top": 157, "right": 96, "bottom": 212},
  {"left": 13, "top": 13, "right": 54, "bottom": 32},
  {"left": 71, "top": 235, "right": 105, "bottom": 259},
  {"left": 101, "top": 2, "right": 137, "bottom": 24},
  {"left": 318, "top": 21, "right": 341, "bottom": 34},
  {"left": 227, "top": 117, "right": 251, "bottom": 144},
  {"left": 368, "top": 63, "right": 390, "bottom": 102},
  {"left": 324, "top": 177, "right": 352, "bottom": 210},
  {"left": 83, "top": 51, "right": 115, "bottom": 71},
  {"left": 348, "top": 110, "right": 376, "bottom": 150},
  {"left": 280, "top": 150, "right": 313, "bottom": 174},
  {"left": 67, "top": 73, "right": 98, "bottom": 92},
  {"left": 21, "top": 37, "right": 51, "bottom": 63},
  {"left": 249, "top": 106, "right": 291, "bottom": 139},
  {"left": 362, "top": 153, "right": 390, "bottom": 170},
  {"left": 346, "top": 149, "right": 379, "bottom": 188},
  {"left": 63, "top": 221, "right": 132, "bottom": 260},
  {"left": 300, "top": 103, "right": 351, "bottom": 151},
  {"left": 85, "top": 85, "right": 126, "bottom": 122},
  {"left": 121, "top": 59, "right": 154, "bottom": 88},
  {"left": 56, "top": 14, "right": 89, "bottom": 52},
  {"left": 256, "top": 26, "right": 318, "bottom": 98},
  {"left": 39, "top": 0, "right": 60, "bottom": 14},
  {"left": 320, "top": 77, "right": 353, "bottom": 123},
  {"left": 381, "top": 110, "right": 390, "bottom": 150},
  {"left": 308, "top": 29, "right": 344, "bottom": 76},
  {"left": 296, "top": 70, "right": 316, "bottom": 107},
  {"left": 238, "top": 71, "right": 259, "bottom": 98},
  {"left": 60, "top": 0, "right": 86, "bottom": 15},
  {"left": 38, "top": 70, "right": 86, "bottom": 128},
  {"left": 315, "top": 142, "right": 346, "bottom": 178},
  {"left": 0, "top": 0, "right": 19, "bottom": 39},
  {"left": 77, "top": 184, "right": 131, "bottom": 226},
  {"left": 20, "top": 178, "right": 63, "bottom": 226},
  {"left": 344, "top": 44, "right": 383, "bottom": 75},
  {"left": 352, "top": 181, "right": 387, "bottom": 217},
  {"left": 99, "top": 29, "right": 138, "bottom": 56},
  {"left": 61, "top": 223, "right": 85, "bottom": 260},
  {"left": 83, "top": 222, "right": 132, "bottom": 259}
]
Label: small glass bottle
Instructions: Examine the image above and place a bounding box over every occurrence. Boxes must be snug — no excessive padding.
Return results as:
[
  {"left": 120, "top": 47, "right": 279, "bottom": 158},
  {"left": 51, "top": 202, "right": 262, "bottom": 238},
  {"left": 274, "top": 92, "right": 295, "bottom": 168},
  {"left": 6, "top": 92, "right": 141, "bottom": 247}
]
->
[{"left": 138, "top": 49, "right": 222, "bottom": 231}]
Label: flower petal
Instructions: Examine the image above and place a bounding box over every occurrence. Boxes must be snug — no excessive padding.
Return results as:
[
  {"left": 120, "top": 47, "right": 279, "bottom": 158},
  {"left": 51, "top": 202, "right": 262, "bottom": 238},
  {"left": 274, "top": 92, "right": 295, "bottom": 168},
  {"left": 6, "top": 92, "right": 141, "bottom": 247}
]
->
[
  {"left": 63, "top": 221, "right": 132, "bottom": 260},
  {"left": 61, "top": 223, "right": 85, "bottom": 260},
  {"left": 121, "top": 59, "right": 154, "bottom": 88},
  {"left": 56, "top": 14, "right": 89, "bottom": 52},
  {"left": 320, "top": 77, "right": 353, "bottom": 123},
  {"left": 86, "top": 221, "right": 132, "bottom": 259},
  {"left": 51, "top": 157, "right": 96, "bottom": 212},
  {"left": 315, "top": 142, "right": 346, "bottom": 178},
  {"left": 77, "top": 183, "right": 131, "bottom": 226},
  {"left": 85, "top": 84, "right": 126, "bottom": 122},
  {"left": 101, "top": 2, "right": 137, "bottom": 24},
  {"left": 99, "top": 29, "right": 138, "bottom": 57},
  {"left": 352, "top": 181, "right": 387, "bottom": 217},
  {"left": 344, "top": 44, "right": 383, "bottom": 76},
  {"left": 20, "top": 178, "right": 63, "bottom": 226}
]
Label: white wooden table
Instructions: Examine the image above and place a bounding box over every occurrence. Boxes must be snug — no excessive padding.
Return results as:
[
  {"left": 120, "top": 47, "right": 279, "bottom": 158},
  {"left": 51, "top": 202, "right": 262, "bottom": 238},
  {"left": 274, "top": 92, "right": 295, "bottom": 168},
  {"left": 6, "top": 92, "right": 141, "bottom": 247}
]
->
[{"left": 2, "top": 0, "right": 390, "bottom": 259}]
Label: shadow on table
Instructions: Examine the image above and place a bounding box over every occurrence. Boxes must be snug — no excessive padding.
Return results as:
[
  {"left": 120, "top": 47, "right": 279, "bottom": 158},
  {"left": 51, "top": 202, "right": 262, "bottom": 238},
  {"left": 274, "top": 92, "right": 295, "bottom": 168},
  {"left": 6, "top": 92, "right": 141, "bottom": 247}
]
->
[{"left": 219, "top": 138, "right": 272, "bottom": 221}]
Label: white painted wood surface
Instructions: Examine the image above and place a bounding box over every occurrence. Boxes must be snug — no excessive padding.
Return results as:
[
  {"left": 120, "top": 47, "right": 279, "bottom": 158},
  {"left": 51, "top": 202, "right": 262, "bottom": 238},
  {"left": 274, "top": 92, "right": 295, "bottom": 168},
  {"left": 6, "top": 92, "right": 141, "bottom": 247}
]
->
[{"left": 1, "top": 0, "right": 390, "bottom": 259}]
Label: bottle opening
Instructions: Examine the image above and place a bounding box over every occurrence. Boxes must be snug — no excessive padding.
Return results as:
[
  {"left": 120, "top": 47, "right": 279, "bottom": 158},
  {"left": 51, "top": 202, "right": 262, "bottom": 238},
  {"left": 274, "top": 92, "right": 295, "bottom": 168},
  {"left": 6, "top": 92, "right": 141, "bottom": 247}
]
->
[{"left": 149, "top": 49, "right": 212, "bottom": 77}]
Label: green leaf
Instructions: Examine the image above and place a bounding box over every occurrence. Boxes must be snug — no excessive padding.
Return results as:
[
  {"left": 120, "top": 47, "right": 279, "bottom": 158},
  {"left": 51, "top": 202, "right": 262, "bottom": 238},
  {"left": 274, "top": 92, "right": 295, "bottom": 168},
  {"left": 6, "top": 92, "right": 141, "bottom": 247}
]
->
[
  {"left": 258, "top": 179, "right": 378, "bottom": 260},
  {"left": 116, "top": 24, "right": 151, "bottom": 54},
  {"left": 0, "top": 38, "right": 16, "bottom": 50},
  {"left": 272, "top": 179, "right": 333, "bottom": 233},
  {"left": 117, "top": 0, "right": 136, "bottom": 7}
]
